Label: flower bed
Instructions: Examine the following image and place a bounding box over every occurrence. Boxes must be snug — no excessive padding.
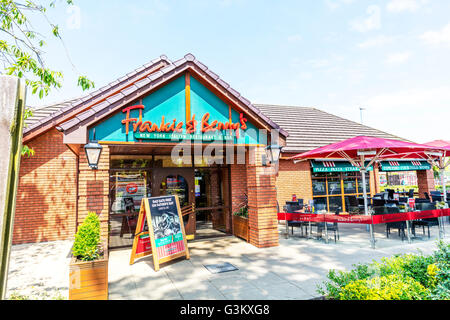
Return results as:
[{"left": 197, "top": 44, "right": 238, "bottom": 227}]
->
[{"left": 317, "top": 241, "right": 450, "bottom": 300}]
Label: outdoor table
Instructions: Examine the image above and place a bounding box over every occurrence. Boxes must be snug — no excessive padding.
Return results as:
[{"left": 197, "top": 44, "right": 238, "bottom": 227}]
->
[{"left": 277, "top": 208, "right": 450, "bottom": 247}]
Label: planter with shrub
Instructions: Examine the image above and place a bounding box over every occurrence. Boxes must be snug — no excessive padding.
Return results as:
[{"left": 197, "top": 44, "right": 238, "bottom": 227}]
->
[
  {"left": 69, "top": 212, "right": 108, "bottom": 300},
  {"left": 233, "top": 206, "right": 249, "bottom": 242}
]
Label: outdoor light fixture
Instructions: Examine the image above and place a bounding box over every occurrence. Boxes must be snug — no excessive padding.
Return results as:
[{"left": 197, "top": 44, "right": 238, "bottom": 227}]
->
[
  {"left": 263, "top": 144, "right": 283, "bottom": 166},
  {"left": 84, "top": 129, "right": 103, "bottom": 169}
]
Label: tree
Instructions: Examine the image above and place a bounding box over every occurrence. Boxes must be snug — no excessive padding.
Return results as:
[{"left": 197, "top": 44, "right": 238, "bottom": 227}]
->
[{"left": 0, "top": 0, "right": 94, "bottom": 156}]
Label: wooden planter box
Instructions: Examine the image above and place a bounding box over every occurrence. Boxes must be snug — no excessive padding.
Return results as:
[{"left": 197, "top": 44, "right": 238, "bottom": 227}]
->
[
  {"left": 233, "top": 215, "right": 249, "bottom": 242},
  {"left": 69, "top": 248, "right": 108, "bottom": 300}
]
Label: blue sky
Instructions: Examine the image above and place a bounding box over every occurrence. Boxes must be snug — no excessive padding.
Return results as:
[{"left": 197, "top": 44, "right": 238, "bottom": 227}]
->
[{"left": 26, "top": 0, "right": 450, "bottom": 143}]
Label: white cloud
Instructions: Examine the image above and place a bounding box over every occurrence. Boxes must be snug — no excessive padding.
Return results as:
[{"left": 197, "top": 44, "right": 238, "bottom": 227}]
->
[
  {"left": 287, "top": 34, "right": 302, "bottom": 43},
  {"left": 307, "top": 59, "right": 331, "bottom": 68},
  {"left": 350, "top": 5, "right": 381, "bottom": 33},
  {"left": 386, "top": 0, "right": 428, "bottom": 13},
  {"left": 420, "top": 23, "right": 450, "bottom": 46},
  {"left": 325, "top": 0, "right": 356, "bottom": 10},
  {"left": 357, "top": 35, "right": 396, "bottom": 48},
  {"left": 385, "top": 52, "right": 411, "bottom": 64},
  {"left": 362, "top": 86, "right": 450, "bottom": 142}
]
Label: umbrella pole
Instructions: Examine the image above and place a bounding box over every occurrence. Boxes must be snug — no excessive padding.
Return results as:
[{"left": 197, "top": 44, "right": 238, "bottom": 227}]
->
[
  {"left": 361, "top": 168, "right": 375, "bottom": 248},
  {"left": 440, "top": 168, "right": 446, "bottom": 237},
  {"left": 442, "top": 168, "right": 447, "bottom": 203}
]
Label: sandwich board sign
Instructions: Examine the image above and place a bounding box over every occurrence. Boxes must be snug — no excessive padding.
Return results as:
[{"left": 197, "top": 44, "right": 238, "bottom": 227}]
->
[
  {"left": 129, "top": 195, "right": 190, "bottom": 271},
  {"left": 129, "top": 203, "right": 152, "bottom": 265}
]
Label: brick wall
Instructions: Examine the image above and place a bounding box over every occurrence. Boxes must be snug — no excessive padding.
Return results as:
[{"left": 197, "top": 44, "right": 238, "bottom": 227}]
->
[
  {"left": 276, "top": 159, "right": 313, "bottom": 207},
  {"left": 14, "top": 129, "right": 77, "bottom": 244},
  {"left": 246, "top": 147, "right": 279, "bottom": 248},
  {"left": 417, "top": 169, "right": 436, "bottom": 198},
  {"left": 78, "top": 145, "right": 110, "bottom": 246},
  {"left": 230, "top": 164, "right": 247, "bottom": 215}
]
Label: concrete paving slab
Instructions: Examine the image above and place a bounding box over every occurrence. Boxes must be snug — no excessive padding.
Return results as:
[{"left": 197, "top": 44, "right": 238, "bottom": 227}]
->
[
  {"left": 222, "top": 287, "right": 272, "bottom": 300},
  {"left": 7, "top": 220, "right": 450, "bottom": 300}
]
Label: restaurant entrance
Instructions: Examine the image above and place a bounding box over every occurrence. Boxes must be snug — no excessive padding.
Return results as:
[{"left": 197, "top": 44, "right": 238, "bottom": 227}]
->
[{"left": 108, "top": 153, "right": 231, "bottom": 249}]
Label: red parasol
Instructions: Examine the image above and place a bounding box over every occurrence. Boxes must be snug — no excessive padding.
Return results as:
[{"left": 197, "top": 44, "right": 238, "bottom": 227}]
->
[{"left": 289, "top": 136, "right": 438, "bottom": 248}]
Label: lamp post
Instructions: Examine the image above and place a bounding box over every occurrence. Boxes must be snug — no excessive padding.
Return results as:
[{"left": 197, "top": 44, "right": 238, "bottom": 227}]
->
[{"left": 84, "top": 130, "right": 103, "bottom": 169}]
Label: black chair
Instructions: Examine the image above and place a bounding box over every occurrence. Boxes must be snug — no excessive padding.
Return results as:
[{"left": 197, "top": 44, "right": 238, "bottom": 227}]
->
[
  {"left": 373, "top": 198, "right": 386, "bottom": 207},
  {"left": 387, "top": 189, "right": 395, "bottom": 200},
  {"left": 398, "top": 196, "right": 408, "bottom": 204},
  {"left": 412, "top": 203, "right": 438, "bottom": 238},
  {"left": 316, "top": 208, "right": 340, "bottom": 243},
  {"left": 297, "top": 198, "right": 304, "bottom": 210},
  {"left": 430, "top": 191, "right": 442, "bottom": 202},
  {"left": 285, "top": 202, "right": 308, "bottom": 237},
  {"left": 384, "top": 206, "right": 407, "bottom": 241},
  {"left": 346, "top": 195, "right": 362, "bottom": 214}
]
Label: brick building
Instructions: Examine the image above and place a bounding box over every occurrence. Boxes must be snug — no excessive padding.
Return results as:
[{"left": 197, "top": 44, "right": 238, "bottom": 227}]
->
[{"left": 15, "top": 53, "right": 435, "bottom": 249}]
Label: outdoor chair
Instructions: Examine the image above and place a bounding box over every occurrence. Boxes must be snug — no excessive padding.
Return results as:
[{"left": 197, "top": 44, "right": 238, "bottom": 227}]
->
[
  {"left": 384, "top": 206, "right": 407, "bottom": 241},
  {"left": 398, "top": 196, "right": 408, "bottom": 204},
  {"left": 346, "top": 195, "right": 362, "bottom": 214},
  {"left": 412, "top": 203, "right": 438, "bottom": 239},
  {"left": 285, "top": 202, "right": 308, "bottom": 237},
  {"left": 387, "top": 189, "right": 395, "bottom": 200},
  {"left": 315, "top": 209, "right": 340, "bottom": 243},
  {"left": 297, "top": 198, "right": 304, "bottom": 210},
  {"left": 415, "top": 198, "right": 430, "bottom": 204},
  {"left": 373, "top": 198, "right": 386, "bottom": 207},
  {"left": 430, "top": 191, "right": 442, "bottom": 202}
]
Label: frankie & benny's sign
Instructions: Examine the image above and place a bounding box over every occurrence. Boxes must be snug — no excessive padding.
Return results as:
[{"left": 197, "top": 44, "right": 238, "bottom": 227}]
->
[{"left": 121, "top": 104, "right": 248, "bottom": 141}]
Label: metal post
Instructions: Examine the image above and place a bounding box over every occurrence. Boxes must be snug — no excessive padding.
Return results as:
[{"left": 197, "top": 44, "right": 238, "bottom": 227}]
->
[
  {"left": 324, "top": 216, "right": 329, "bottom": 244},
  {"left": 362, "top": 168, "right": 375, "bottom": 248},
  {"left": 0, "top": 76, "right": 26, "bottom": 300},
  {"left": 406, "top": 220, "right": 411, "bottom": 244},
  {"left": 440, "top": 168, "right": 446, "bottom": 236},
  {"left": 285, "top": 218, "right": 289, "bottom": 239},
  {"left": 442, "top": 168, "right": 447, "bottom": 203}
]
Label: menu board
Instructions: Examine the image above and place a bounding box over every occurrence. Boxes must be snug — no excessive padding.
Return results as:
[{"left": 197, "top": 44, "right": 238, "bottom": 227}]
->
[
  {"left": 129, "top": 195, "right": 190, "bottom": 270},
  {"left": 149, "top": 195, "right": 186, "bottom": 260},
  {"left": 129, "top": 205, "right": 151, "bottom": 265}
]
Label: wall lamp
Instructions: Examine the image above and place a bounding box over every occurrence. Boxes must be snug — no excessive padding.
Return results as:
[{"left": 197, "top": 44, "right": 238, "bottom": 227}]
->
[
  {"left": 263, "top": 144, "right": 283, "bottom": 166},
  {"left": 84, "top": 129, "right": 103, "bottom": 169}
]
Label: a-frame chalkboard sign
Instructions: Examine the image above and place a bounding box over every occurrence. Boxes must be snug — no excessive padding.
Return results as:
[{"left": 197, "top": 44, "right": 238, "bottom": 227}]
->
[{"left": 129, "top": 195, "right": 190, "bottom": 271}]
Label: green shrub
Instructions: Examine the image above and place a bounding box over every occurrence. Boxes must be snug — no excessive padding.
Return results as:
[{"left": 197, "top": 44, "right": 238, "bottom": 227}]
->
[
  {"left": 429, "top": 241, "right": 450, "bottom": 299},
  {"left": 316, "top": 263, "right": 372, "bottom": 299},
  {"left": 72, "top": 212, "right": 101, "bottom": 261},
  {"left": 339, "top": 274, "right": 429, "bottom": 300},
  {"left": 318, "top": 243, "right": 450, "bottom": 300},
  {"left": 234, "top": 206, "right": 248, "bottom": 218},
  {"left": 371, "top": 254, "right": 434, "bottom": 288}
]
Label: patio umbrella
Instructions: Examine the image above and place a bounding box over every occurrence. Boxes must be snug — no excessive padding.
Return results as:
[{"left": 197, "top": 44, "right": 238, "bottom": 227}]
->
[
  {"left": 382, "top": 140, "right": 450, "bottom": 203},
  {"left": 289, "top": 136, "right": 436, "bottom": 248}
]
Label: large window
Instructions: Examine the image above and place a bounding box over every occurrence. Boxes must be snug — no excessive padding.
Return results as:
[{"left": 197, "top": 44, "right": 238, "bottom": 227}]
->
[{"left": 312, "top": 172, "right": 371, "bottom": 213}]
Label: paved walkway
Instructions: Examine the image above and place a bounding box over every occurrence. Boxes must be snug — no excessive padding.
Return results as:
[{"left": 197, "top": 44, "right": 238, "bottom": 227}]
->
[
  {"left": 5, "top": 220, "right": 449, "bottom": 300},
  {"left": 108, "top": 221, "right": 450, "bottom": 300},
  {"left": 6, "top": 240, "right": 72, "bottom": 299}
]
